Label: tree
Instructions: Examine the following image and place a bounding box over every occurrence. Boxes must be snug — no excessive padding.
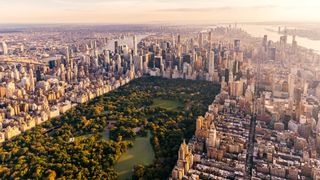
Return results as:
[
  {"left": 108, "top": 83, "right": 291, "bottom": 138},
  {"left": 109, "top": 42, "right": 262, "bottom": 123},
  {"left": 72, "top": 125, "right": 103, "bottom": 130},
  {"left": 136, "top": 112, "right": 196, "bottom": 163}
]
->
[
  {"left": 0, "top": 77, "right": 220, "bottom": 179},
  {"left": 132, "top": 164, "right": 145, "bottom": 180},
  {"left": 46, "top": 170, "right": 57, "bottom": 180}
]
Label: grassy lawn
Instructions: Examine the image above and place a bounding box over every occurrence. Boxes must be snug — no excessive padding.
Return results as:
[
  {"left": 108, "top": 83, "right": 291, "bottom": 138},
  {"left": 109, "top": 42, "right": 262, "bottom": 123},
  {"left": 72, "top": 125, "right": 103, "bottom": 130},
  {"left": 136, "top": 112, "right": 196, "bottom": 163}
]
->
[
  {"left": 114, "top": 132, "right": 155, "bottom": 180},
  {"left": 150, "top": 98, "right": 183, "bottom": 111}
]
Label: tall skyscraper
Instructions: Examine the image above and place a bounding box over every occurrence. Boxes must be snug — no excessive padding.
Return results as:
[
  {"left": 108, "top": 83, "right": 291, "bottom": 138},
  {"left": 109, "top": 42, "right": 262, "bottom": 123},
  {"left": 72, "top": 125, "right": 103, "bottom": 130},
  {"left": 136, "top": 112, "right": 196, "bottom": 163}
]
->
[
  {"left": 199, "top": 33, "right": 203, "bottom": 49},
  {"left": 208, "top": 30, "right": 212, "bottom": 47},
  {"left": 104, "top": 50, "right": 110, "bottom": 66},
  {"left": 90, "top": 40, "right": 94, "bottom": 49},
  {"left": 129, "top": 53, "right": 133, "bottom": 65},
  {"left": 133, "top": 35, "right": 137, "bottom": 56},
  {"left": 177, "top": 34, "right": 181, "bottom": 44},
  {"left": 190, "top": 38, "right": 194, "bottom": 49},
  {"left": 60, "top": 64, "right": 66, "bottom": 82},
  {"left": 209, "top": 51, "right": 215, "bottom": 75},
  {"left": 172, "top": 34, "right": 175, "bottom": 47},
  {"left": 294, "top": 88, "right": 303, "bottom": 119},
  {"left": 114, "top": 41, "right": 119, "bottom": 54},
  {"left": 292, "top": 35, "right": 298, "bottom": 54},
  {"left": 269, "top": 47, "right": 276, "bottom": 60},
  {"left": 262, "top": 35, "right": 268, "bottom": 51},
  {"left": 1, "top": 41, "right": 8, "bottom": 55},
  {"left": 93, "top": 40, "right": 97, "bottom": 49},
  {"left": 29, "top": 68, "right": 35, "bottom": 92},
  {"left": 139, "top": 56, "right": 143, "bottom": 72},
  {"left": 280, "top": 35, "right": 287, "bottom": 49},
  {"left": 234, "top": 39, "right": 240, "bottom": 52},
  {"left": 65, "top": 46, "right": 70, "bottom": 65},
  {"left": 20, "top": 43, "right": 24, "bottom": 53}
]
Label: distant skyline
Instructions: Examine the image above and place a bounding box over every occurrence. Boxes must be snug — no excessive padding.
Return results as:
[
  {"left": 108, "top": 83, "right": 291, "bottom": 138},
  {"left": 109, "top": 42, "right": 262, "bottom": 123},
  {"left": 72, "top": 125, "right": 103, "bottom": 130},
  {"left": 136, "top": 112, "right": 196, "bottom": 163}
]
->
[{"left": 0, "top": 0, "right": 320, "bottom": 24}]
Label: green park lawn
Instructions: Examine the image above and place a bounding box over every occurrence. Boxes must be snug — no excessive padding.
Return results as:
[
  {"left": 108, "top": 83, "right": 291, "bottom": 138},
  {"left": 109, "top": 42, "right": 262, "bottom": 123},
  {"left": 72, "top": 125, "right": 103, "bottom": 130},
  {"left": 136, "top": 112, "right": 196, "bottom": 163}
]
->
[
  {"left": 114, "top": 132, "right": 155, "bottom": 180},
  {"left": 150, "top": 98, "right": 183, "bottom": 111}
]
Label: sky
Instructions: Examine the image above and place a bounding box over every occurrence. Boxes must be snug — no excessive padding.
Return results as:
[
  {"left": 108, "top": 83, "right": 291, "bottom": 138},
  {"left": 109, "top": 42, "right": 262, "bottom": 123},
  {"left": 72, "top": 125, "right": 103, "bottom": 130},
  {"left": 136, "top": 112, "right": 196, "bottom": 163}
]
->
[{"left": 0, "top": 0, "right": 320, "bottom": 24}]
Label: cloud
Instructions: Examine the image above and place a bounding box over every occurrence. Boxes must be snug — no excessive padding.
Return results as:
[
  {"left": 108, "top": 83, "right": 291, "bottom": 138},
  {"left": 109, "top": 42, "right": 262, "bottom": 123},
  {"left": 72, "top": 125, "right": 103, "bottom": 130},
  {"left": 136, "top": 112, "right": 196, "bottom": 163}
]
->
[
  {"left": 52, "top": 0, "right": 157, "bottom": 4},
  {"left": 50, "top": 0, "right": 217, "bottom": 6},
  {"left": 157, "top": 7, "right": 230, "bottom": 12},
  {"left": 1, "top": 0, "right": 319, "bottom": 23},
  {"left": 156, "top": 5, "right": 276, "bottom": 12},
  {"left": 64, "top": 8, "right": 93, "bottom": 12},
  {"left": 52, "top": 0, "right": 111, "bottom": 3}
]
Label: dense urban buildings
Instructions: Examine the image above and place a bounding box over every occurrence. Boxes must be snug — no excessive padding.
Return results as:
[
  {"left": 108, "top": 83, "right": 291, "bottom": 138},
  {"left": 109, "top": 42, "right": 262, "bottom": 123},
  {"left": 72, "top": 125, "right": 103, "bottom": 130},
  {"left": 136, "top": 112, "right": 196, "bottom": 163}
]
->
[
  {"left": 0, "top": 22, "right": 320, "bottom": 179},
  {"left": 170, "top": 26, "right": 320, "bottom": 179}
]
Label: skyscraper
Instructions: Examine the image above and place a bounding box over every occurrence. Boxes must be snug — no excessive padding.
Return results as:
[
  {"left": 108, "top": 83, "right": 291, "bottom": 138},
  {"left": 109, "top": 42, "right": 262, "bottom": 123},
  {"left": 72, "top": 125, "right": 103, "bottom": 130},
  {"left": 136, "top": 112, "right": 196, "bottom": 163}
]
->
[
  {"left": 133, "top": 35, "right": 137, "bottom": 56},
  {"left": 29, "top": 68, "right": 35, "bottom": 92},
  {"left": 177, "top": 34, "right": 181, "bottom": 44},
  {"left": 1, "top": 41, "right": 8, "bottom": 55},
  {"left": 20, "top": 43, "right": 24, "bottom": 53},
  {"left": 234, "top": 39, "right": 240, "bottom": 52},
  {"left": 65, "top": 46, "right": 70, "bottom": 64},
  {"left": 209, "top": 51, "right": 215, "bottom": 75},
  {"left": 269, "top": 47, "right": 276, "bottom": 60},
  {"left": 104, "top": 50, "right": 110, "bottom": 66},
  {"left": 93, "top": 40, "right": 97, "bottom": 49},
  {"left": 280, "top": 35, "right": 287, "bottom": 50},
  {"left": 198, "top": 33, "right": 203, "bottom": 49},
  {"left": 172, "top": 34, "right": 175, "bottom": 47},
  {"left": 263, "top": 35, "right": 268, "bottom": 52},
  {"left": 292, "top": 35, "right": 298, "bottom": 54},
  {"left": 208, "top": 30, "right": 212, "bottom": 49},
  {"left": 114, "top": 41, "right": 119, "bottom": 54}
]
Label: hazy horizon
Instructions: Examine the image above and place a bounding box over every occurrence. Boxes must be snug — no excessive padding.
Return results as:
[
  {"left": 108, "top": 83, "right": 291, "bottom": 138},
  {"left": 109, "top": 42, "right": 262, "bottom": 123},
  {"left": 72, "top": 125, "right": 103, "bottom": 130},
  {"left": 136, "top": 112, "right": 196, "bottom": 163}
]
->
[{"left": 1, "top": 0, "right": 320, "bottom": 24}]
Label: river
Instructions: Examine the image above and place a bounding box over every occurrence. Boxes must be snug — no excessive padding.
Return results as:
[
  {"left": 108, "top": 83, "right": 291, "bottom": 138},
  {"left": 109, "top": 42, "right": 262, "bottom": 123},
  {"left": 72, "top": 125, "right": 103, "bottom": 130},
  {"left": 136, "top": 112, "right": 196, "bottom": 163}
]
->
[{"left": 238, "top": 24, "right": 320, "bottom": 53}]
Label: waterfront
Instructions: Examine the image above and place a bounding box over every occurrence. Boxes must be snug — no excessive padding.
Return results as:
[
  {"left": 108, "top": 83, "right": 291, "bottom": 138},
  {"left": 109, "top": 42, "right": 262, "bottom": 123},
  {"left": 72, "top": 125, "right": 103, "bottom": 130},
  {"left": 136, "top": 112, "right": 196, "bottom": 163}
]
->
[{"left": 238, "top": 24, "right": 320, "bottom": 53}]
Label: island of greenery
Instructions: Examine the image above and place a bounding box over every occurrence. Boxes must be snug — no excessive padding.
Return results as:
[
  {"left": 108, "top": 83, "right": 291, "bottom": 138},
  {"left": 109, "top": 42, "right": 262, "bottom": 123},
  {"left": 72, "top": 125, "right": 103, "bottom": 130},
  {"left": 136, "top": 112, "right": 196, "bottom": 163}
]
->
[{"left": 0, "top": 76, "right": 220, "bottom": 179}]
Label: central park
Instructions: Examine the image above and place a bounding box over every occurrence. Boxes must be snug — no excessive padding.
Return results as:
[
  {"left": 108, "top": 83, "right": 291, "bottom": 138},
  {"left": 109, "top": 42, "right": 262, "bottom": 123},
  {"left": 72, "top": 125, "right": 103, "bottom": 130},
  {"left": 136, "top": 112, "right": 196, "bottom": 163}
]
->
[{"left": 0, "top": 76, "right": 220, "bottom": 179}]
